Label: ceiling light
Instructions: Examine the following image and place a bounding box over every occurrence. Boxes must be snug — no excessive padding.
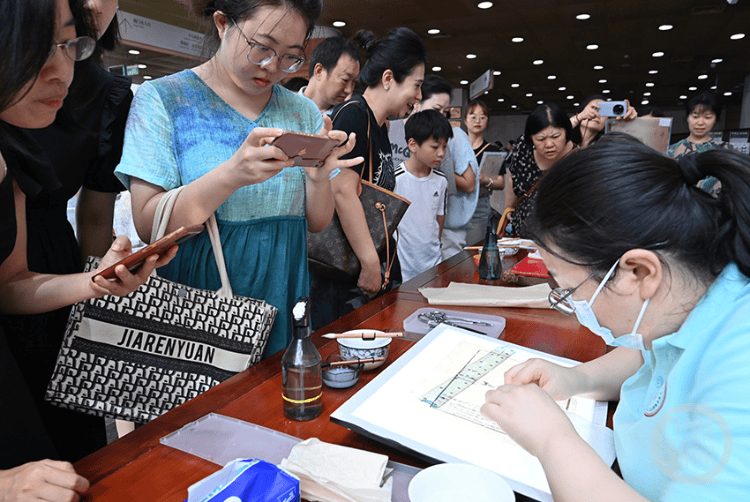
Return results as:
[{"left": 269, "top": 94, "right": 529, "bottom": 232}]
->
[
  {"left": 143, "top": 75, "right": 152, "bottom": 80},
  {"left": 599, "top": 79, "right": 607, "bottom": 84},
  {"left": 427, "top": 28, "right": 440, "bottom": 35},
  {"left": 537, "top": 100, "right": 544, "bottom": 104},
  {"left": 511, "top": 37, "right": 524, "bottom": 43},
  {"left": 484, "top": 91, "right": 489, "bottom": 94},
  {"left": 730, "top": 33, "right": 745, "bottom": 40},
  {"left": 547, "top": 75, "right": 556, "bottom": 80},
  {"left": 533, "top": 59, "right": 544, "bottom": 65},
  {"left": 689, "top": 86, "right": 697, "bottom": 91},
  {"left": 574, "top": 102, "right": 580, "bottom": 107},
  {"left": 724, "top": 91, "right": 732, "bottom": 96},
  {"left": 587, "top": 44, "right": 599, "bottom": 50},
  {"left": 641, "top": 100, "right": 649, "bottom": 105},
  {"left": 477, "top": 1, "right": 493, "bottom": 8},
  {"left": 576, "top": 13, "right": 591, "bottom": 20},
  {"left": 511, "top": 105, "right": 518, "bottom": 109},
  {"left": 567, "top": 95, "right": 575, "bottom": 100},
  {"left": 649, "top": 70, "right": 658, "bottom": 74},
  {"left": 712, "top": 58, "right": 723, "bottom": 64},
  {"left": 466, "top": 54, "right": 477, "bottom": 59},
  {"left": 711, "top": 85, "right": 717, "bottom": 90},
  {"left": 558, "top": 86, "right": 566, "bottom": 91},
  {"left": 493, "top": 70, "right": 501, "bottom": 75},
  {"left": 593, "top": 65, "right": 604, "bottom": 70},
  {"left": 646, "top": 82, "right": 655, "bottom": 87},
  {"left": 333, "top": 21, "right": 346, "bottom": 28},
  {"left": 497, "top": 98, "right": 504, "bottom": 102},
  {"left": 432, "top": 66, "right": 442, "bottom": 72},
  {"left": 138, "top": 64, "right": 147, "bottom": 69},
  {"left": 128, "top": 50, "right": 140, "bottom": 55},
  {"left": 511, "top": 83, "right": 520, "bottom": 88},
  {"left": 680, "top": 95, "right": 688, "bottom": 99},
  {"left": 698, "top": 74, "right": 708, "bottom": 80},
  {"left": 526, "top": 93, "right": 533, "bottom": 97},
  {"left": 644, "top": 92, "right": 651, "bottom": 96},
  {"left": 460, "top": 80, "right": 469, "bottom": 85},
  {"left": 652, "top": 51, "right": 665, "bottom": 57},
  {"left": 603, "top": 89, "right": 610, "bottom": 94},
  {"left": 658, "top": 24, "right": 673, "bottom": 31}
]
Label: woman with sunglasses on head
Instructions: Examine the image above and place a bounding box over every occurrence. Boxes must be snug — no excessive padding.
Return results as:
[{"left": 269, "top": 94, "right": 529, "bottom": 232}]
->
[
  {"left": 117, "top": 0, "right": 360, "bottom": 357},
  {"left": 482, "top": 133, "right": 750, "bottom": 501},
  {"left": 0, "top": 0, "right": 172, "bottom": 497},
  {"left": 0, "top": 0, "right": 134, "bottom": 461},
  {"left": 309, "top": 27, "right": 428, "bottom": 330}
]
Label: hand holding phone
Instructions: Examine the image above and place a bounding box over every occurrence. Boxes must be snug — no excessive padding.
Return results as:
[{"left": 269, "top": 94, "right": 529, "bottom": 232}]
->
[
  {"left": 93, "top": 224, "right": 204, "bottom": 281},
  {"left": 598, "top": 101, "right": 628, "bottom": 117},
  {"left": 271, "top": 130, "right": 341, "bottom": 168}
]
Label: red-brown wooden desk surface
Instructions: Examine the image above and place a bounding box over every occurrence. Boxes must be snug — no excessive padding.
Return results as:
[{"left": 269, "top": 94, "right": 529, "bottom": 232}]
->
[{"left": 74, "top": 250, "right": 607, "bottom": 501}]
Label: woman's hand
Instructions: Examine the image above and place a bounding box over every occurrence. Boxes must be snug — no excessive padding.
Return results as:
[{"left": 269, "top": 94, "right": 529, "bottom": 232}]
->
[
  {"left": 228, "top": 127, "right": 295, "bottom": 188},
  {"left": 503, "top": 358, "right": 589, "bottom": 401},
  {"left": 481, "top": 383, "right": 578, "bottom": 458},
  {"left": 620, "top": 99, "right": 638, "bottom": 121},
  {"left": 305, "top": 116, "right": 364, "bottom": 183},
  {"left": 0, "top": 460, "right": 90, "bottom": 502},
  {"left": 358, "top": 260, "right": 383, "bottom": 297},
  {"left": 89, "top": 235, "right": 178, "bottom": 297},
  {"left": 578, "top": 100, "right": 602, "bottom": 123}
]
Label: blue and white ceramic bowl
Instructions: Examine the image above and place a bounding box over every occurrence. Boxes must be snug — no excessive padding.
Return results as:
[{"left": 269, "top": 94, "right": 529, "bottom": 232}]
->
[{"left": 337, "top": 330, "right": 390, "bottom": 370}]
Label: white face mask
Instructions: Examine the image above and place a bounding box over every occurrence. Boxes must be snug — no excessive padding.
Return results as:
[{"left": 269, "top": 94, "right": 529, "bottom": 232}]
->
[{"left": 570, "top": 260, "right": 650, "bottom": 351}]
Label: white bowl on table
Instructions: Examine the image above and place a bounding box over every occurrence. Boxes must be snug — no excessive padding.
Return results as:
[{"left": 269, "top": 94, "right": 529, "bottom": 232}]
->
[
  {"left": 336, "top": 329, "right": 390, "bottom": 371},
  {"left": 408, "top": 463, "right": 514, "bottom": 502}
]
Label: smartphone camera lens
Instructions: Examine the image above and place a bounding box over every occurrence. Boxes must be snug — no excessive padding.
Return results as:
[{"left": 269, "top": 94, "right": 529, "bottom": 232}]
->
[{"left": 613, "top": 104, "right": 625, "bottom": 115}]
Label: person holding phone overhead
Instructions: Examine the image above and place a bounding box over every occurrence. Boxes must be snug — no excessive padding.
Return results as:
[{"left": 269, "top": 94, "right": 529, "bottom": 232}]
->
[
  {"left": 309, "top": 27, "right": 428, "bottom": 330},
  {"left": 483, "top": 134, "right": 750, "bottom": 502},
  {"left": 570, "top": 94, "right": 637, "bottom": 149},
  {"left": 116, "top": 0, "right": 360, "bottom": 358},
  {"left": 0, "top": 0, "right": 174, "bottom": 489}
]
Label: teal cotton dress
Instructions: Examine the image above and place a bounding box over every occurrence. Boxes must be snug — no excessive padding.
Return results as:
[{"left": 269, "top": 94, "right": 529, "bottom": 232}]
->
[{"left": 116, "top": 70, "right": 324, "bottom": 357}]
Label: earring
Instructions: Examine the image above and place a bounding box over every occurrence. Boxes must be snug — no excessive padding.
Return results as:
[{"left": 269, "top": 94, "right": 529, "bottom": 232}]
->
[{"left": 384, "top": 85, "right": 389, "bottom": 90}]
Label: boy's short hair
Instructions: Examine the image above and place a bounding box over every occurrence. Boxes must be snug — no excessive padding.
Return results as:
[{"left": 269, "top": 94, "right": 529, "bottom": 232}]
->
[{"left": 404, "top": 109, "right": 453, "bottom": 146}]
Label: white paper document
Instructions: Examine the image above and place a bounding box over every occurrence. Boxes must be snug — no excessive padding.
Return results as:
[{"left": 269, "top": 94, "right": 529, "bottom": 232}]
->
[{"left": 331, "top": 325, "right": 616, "bottom": 502}]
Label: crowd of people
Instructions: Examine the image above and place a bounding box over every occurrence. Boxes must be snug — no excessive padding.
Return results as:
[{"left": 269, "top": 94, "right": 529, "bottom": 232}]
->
[{"left": 2, "top": 0, "right": 749, "bottom": 500}]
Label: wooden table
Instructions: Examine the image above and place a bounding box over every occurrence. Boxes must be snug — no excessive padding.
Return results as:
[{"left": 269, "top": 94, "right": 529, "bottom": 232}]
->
[{"left": 74, "top": 250, "right": 607, "bottom": 501}]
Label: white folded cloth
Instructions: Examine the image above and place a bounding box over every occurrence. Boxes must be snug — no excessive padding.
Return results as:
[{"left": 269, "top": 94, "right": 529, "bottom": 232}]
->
[
  {"left": 419, "top": 282, "right": 552, "bottom": 308},
  {"left": 279, "top": 438, "right": 392, "bottom": 502}
]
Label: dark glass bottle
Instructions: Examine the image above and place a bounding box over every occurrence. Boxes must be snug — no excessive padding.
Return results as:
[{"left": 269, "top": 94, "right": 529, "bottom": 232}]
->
[
  {"left": 281, "top": 297, "right": 322, "bottom": 421},
  {"left": 478, "top": 223, "right": 501, "bottom": 280}
]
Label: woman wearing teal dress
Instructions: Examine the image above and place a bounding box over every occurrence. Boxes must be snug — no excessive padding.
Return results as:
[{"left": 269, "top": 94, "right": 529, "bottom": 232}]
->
[{"left": 116, "top": 0, "right": 359, "bottom": 356}]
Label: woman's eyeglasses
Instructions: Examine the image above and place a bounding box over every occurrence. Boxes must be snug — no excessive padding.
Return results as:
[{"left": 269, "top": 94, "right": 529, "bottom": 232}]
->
[
  {"left": 548, "top": 271, "right": 596, "bottom": 315},
  {"left": 231, "top": 19, "right": 306, "bottom": 73},
  {"left": 51, "top": 36, "right": 97, "bottom": 62}
]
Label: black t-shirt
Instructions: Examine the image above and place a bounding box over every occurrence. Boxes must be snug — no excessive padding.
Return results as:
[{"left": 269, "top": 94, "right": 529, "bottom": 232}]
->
[{"left": 331, "top": 95, "right": 395, "bottom": 191}]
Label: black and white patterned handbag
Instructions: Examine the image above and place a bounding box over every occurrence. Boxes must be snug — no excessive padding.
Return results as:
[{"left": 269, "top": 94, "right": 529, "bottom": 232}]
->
[{"left": 45, "top": 188, "right": 277, "bottom": 423}]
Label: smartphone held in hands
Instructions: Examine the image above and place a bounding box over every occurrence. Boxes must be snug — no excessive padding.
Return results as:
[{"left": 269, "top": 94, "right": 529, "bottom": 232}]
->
[
  {"left": 598, "top": 101, "right": 628, "bottom": 117},
  {"left": 93, "top": 224, "right": 204, "bottom": 281},
  {"left": 271, "top": 130, "right": 340, "bottom": 168}
]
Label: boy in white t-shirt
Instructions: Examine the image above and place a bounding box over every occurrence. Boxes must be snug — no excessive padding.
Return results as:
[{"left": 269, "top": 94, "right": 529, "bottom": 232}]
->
[{"left": 394, "top": 109, "right": 451, "bottom": 282}]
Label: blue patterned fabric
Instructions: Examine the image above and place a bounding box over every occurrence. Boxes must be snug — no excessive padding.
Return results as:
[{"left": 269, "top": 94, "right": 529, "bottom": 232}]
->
[{"left": 116, "top": 70, "right": 324, "bottom": 356}]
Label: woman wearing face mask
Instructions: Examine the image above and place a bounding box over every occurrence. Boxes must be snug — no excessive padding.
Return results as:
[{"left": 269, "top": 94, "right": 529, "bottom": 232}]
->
[
  {"left": 482, "top": 133, "right": 750, "bottom": 502},
  {"left": 668, "top": 92, "right": 731, "bottom": 196},
  {"left": 309, "top": 27, "right": 428, "bottom": 330},
  {"left": 503, "top": 103, "right": 575, "bottom": 238},
  {"left": 117, "top": 0, "right": 360, "bottom": 356},
  {"left": 570, "top": 95, "right": 637, "bottom": 149}
]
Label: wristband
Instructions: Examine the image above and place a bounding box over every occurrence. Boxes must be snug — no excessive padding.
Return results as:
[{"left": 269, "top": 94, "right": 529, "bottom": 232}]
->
[
  {"left": 485, "top": 180, "right": 493, "bottom": 189},
  {"left": 328, "top": 168, "right": 341, "bottom": 181}
]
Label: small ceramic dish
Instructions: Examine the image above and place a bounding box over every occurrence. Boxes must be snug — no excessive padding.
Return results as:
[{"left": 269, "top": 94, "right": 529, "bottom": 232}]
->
[
  {"left": 322, "top": 354, "right": 362, "bottom": 389},
  {"left": 408, "top": 463, "right": 514, "bottom": 502},
  {"left": 337, "top": 329, "right": 390, "bottom": 370}
]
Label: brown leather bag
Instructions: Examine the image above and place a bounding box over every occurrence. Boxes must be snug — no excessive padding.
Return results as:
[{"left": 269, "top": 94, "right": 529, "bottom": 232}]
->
[{"left": 307, "top": 101, "right": 410, "bottom": 287}]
